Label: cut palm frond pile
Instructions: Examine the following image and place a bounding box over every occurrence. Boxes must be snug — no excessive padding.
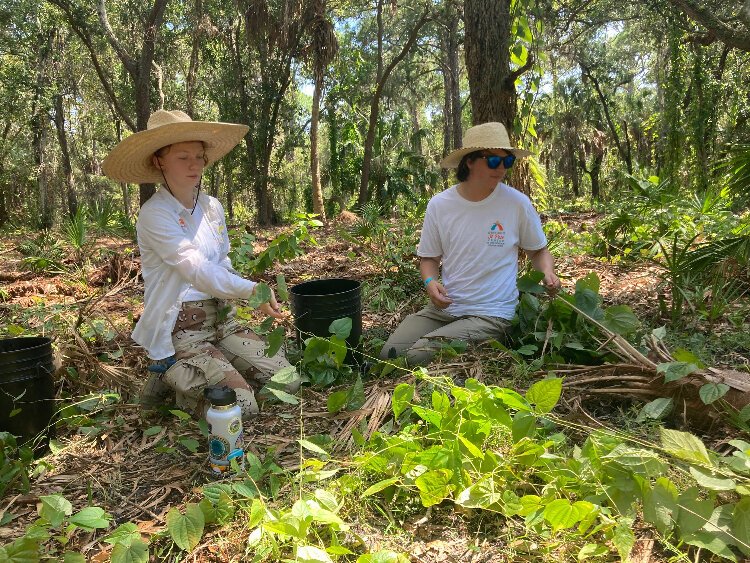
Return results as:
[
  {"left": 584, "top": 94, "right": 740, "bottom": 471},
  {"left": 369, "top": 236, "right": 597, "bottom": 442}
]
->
[{"left": 549, "top": 299, "right": 750, "bottom": 430}]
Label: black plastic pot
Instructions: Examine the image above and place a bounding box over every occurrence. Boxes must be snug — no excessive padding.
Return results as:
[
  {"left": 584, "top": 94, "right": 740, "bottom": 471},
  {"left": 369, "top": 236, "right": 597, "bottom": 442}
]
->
[
  {"left": 289, "top": 278, "right": 362, "bottom": 364},
  {"left": 0, "top": 337, "right": 56, "bottom": 450}
]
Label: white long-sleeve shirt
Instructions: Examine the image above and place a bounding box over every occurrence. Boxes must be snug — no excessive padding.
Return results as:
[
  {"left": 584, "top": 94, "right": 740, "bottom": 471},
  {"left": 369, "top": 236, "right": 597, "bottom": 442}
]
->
[{"left": 132, "top": 187, "right": 256, "bottom": 360}]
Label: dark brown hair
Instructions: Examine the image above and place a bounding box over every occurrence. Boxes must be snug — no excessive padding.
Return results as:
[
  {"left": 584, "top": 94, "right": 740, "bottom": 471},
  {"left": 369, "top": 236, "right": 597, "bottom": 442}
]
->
[{"left": 456, "top": 150, "right": 483, "bottom": 182}]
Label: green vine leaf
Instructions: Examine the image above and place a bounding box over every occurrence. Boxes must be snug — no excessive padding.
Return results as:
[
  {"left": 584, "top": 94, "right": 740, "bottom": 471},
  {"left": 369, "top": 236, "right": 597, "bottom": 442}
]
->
[
  {"left": 415, "top": 469, "right": 453, "bottom": 507},
  {"left": 276, "top": 274, "right": 288, "bottom": 301},
  {"left": 542, "top": 499, "right": 581, "bottom": 531},
  {"left": 111, "top": 539, "right": 149, "bottom": 563},
  {"left": 39, "top": 494, "right": 72, "bottom": 527},
  {"left": 575, "top": 272, "right": 600, "bottom": 294},
  {"left": 517, "top": 270, "right": 545, "bottom": 293},
  {"left": 328, "top": 317, "right": 352, "bottom": 340},
  {"left": 525, "top": 377, "right": 562, "bottom": 414},
  {"left": 612, "top": 519, "right": 636, "bottom": 560},
  {"left": 601, "top": 305, "right": 640, "bottom": 335},
  {"left": 166, "top": 503, "right": 204, "bottom": 551},
  {"left": 296, "top": 545, "right": 333, "bottom": 563},
  {"left": 656, "top": 362, "right": 699, "bottom": 383},
  {"left": 69, "top": 506, "right": 110, "bottom": 530},
  {"left": 732, "top": 497, "right": 750, "bottom": 556},
  {"left": 676, "top": 488, "right": 714, "bottom": 536},
  {"left": 574, "top": 287, "right": 600, "bottom": 316},
  {"left": 265, "top": 326, "right": 285, "bottom": 358},
  {"left": 660, "top": 428, "right": 712, "bottom": 464},
  {"left": 392, "top": 383, "right": 414, "bottom": 418},
  {"left": 688, "top": 467, "right": 736, "bottom": 491},
  {"left": 636, "top": 398, "right": 673, "bottom": 422},
  {"left": 363, "top": 477, "right": 401, "bottom": 498},
  {"left": 247, "top": 283, "right": 272, "bottom": 309},
  {"left": 103, "top": 523, "right": 140, "bottom": 546},
  {"left": 699, "top": 382, "right": 730, "bottom": 405}
]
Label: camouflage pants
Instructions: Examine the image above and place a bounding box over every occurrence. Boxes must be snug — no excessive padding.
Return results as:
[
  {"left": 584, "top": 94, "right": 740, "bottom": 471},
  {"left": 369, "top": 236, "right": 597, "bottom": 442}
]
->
[{"left": 161, "top": 299, "right": 297, "bottom": 420}]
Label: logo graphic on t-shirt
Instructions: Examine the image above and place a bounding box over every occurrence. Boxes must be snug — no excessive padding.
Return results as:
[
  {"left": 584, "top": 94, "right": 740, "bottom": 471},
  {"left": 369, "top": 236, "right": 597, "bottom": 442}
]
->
[{"left": 487, "top": 222, "right": 505, "bottom": 247}]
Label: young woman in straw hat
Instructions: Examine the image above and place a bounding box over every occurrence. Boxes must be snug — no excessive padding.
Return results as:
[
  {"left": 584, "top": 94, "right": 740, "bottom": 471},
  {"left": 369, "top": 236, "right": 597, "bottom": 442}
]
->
[
  {"left": 103, "top": 110, "right": 299, "bottom": 419},
  {"left": 379, "top": 122, "right": 561, "bottom": 365}
]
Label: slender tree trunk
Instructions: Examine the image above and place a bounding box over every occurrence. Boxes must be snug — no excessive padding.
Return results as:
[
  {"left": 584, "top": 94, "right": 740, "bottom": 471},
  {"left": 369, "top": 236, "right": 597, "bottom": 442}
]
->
[
  {"left": 226, "top": 166, "right": 234, "bottom": 221},
  {"left": 569, "top": 142, "right": 579, "bottom": 198},
  {"left": 358, "top": 5, "right": 429, "bottom": 207},
  {"left": 33, "top": 117, "right": 52, "bottom": 229},
  {"left": 112, "top": 120, "right": 131, "bottom": 219},
  {"left": 446, "top": 3, "right": 462, "bottom": 149},
  {"left": 186, "top": 0, "right": 203, "bottom": 117},
  {"left": 310, "top": 72, "right": 326, "bottom": 220},
  {"left": 53, "top": 93, "right": 78, "bottom": 219},
  {"left": 327, "top": 106, "right": 341, "bottom": 210},
  {"left": 441, "top": 60, "right": 452, "bottom": 190},
  {"left": 32, "top": 29, "right": 54, "bottom": 229},
  {"left": 581, "top": 64, "right": 632, "bottom": 174},
  {"left": 0, "top": 122, "right": 11, "bottom": 226},
  {"left": 590, "top": 153, "right": 603, "bottom": 200}
]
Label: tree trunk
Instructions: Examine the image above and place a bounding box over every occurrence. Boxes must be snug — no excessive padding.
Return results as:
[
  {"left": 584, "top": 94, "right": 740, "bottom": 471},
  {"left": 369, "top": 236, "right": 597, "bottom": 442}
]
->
[
  {"left": 439, "top": 3, "right": 461, "bottom": 189},
  {"left": 32, "top": 29, "right": 54, "bottom": 229},
  {"left": 186, "top": 0, "right": 203, "bottom": 117},
  {"left": 464, "top": 0, "right": 514, "bottom": 126},
  {"left": 581, "top": 64, "right": 632, "bottom": 174},
  {"left": 33, "top": 116, "right": 52, "bottom": 229},
  {"left": 49, "top": 0, "right": 168, "bottom": 206},
  {"left": 590, "top": 152, "right": 603, "bottom": 200},
  {"left": 310, "top": 72, "right": 326, "bottom": 221},
  {"left": 448, "top": 7, "right": 462, "bottom": 150},
  {"left": 570, "top": 141, "right": 580, "bottom": 198},
  {"left": 358, "top": 5, "right": 429, "bottom": 207},
  {"left": 441, "top": 60, "right": 452, "bottom": 189},
  {"left": 53, "top": 94, "right": 78, "bottom": 219}
]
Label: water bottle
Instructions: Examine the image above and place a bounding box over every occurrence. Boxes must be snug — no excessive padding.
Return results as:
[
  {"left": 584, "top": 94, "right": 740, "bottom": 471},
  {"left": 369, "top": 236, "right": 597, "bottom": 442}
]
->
[{"left": 203, "top": 386, "right": 244, "bottom": 474}]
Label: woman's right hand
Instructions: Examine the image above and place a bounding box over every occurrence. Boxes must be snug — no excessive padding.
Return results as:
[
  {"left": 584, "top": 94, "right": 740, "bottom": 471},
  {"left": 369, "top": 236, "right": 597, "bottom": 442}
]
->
[
  {"left": 255, "top": 287, "right": 285, "bottom": 319},
  {"left": 427, "top": 280, "right": 452, "bottom": 309}
]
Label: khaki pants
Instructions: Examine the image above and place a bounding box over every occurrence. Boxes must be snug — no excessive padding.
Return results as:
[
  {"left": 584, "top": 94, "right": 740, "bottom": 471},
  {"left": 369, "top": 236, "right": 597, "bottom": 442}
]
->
[
  {"left": 159, "top": 299, "right": 298, "bottom": 420},
  {"left": 379, "top": 304, "right": 511, "bottom": 365}
]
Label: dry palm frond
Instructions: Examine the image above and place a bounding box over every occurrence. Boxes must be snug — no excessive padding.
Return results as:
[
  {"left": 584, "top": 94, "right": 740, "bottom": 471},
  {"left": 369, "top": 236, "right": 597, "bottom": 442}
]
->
[
  {"left": 547, "top": 296, "right": 750, "bottom": 430},
  {"left": 62, "top": 331, "right": 134, "bottom": 391},
  {"left": 332, "top": 381, "right": 395, "bottom": 451}
]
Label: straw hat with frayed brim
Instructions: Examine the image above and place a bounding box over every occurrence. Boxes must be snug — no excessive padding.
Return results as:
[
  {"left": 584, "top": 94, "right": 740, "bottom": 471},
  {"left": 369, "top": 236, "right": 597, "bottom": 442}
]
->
[
  {"left": 440, "top": 122, "right": 533, "bottom": 168},
  {"left": 102, "top": 110, "right": 249, "bottom": 184}
]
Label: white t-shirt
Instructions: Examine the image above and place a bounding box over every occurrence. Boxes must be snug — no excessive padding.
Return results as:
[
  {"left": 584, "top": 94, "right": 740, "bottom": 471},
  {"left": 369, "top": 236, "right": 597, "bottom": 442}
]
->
[{"left": 417, "top": 183, "right": 547, "bottom": 319}]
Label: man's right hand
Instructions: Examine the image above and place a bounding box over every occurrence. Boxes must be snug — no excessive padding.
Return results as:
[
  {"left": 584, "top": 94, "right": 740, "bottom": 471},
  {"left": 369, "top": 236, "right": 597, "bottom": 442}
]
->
[{"left": 426, "top": 280, "right": 452, "bottom": 309}]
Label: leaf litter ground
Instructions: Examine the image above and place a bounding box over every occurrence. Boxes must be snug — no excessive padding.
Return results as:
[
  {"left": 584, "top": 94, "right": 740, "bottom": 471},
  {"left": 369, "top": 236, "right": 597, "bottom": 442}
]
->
[{"left": 0, "top": 217, "right": 748, "bottom": 561}]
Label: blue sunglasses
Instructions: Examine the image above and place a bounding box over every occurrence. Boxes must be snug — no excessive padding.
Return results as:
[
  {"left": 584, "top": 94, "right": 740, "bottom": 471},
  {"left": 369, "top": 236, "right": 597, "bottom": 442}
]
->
[{"left": 479, "top": 154, "right": 516, "bottom": 169}]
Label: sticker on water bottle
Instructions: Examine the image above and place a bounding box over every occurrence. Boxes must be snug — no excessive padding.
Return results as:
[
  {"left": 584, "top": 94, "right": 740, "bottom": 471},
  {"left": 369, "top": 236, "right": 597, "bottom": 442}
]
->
[
  {"left": 229, "top": 418, "right": 241, "bottom": 435},
  {"left": 209, "top": 435, "right": 229, "bottom": 458}
]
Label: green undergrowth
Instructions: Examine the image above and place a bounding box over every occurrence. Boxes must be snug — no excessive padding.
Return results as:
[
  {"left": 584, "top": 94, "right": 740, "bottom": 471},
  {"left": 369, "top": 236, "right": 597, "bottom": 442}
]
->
[{"left": 5, "top": 369, "right": 750, "bottom": 561}]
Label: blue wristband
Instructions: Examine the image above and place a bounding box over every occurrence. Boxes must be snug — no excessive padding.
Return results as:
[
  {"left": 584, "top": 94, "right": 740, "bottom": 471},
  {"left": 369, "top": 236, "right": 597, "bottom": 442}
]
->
[{"left": 423, "top": 277, "right": 434, "bottom": 287}]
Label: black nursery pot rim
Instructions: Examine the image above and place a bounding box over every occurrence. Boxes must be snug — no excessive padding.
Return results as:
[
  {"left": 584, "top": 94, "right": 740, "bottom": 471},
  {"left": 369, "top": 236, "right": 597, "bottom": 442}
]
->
[
  {"left": 289, "top": 278, "right": 361, "bottom": 297},
  {"left": 0, "top": 336, "right": 53, "bottom": 355}
]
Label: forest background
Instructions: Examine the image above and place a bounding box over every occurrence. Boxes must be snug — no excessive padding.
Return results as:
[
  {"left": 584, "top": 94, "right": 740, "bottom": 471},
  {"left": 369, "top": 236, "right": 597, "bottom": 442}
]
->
[{"left": 2, "top": 0, "right": 750, "bottom": 561}]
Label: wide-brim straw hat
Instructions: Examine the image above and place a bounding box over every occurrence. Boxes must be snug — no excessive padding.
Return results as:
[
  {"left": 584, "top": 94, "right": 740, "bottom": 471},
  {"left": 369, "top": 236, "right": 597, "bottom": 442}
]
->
[
  {"left": 440, "top": 122, "right": 533, "bottom": 168},
  {"left": 102, "top": 110, "right": 249, "bottom": 183}
]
